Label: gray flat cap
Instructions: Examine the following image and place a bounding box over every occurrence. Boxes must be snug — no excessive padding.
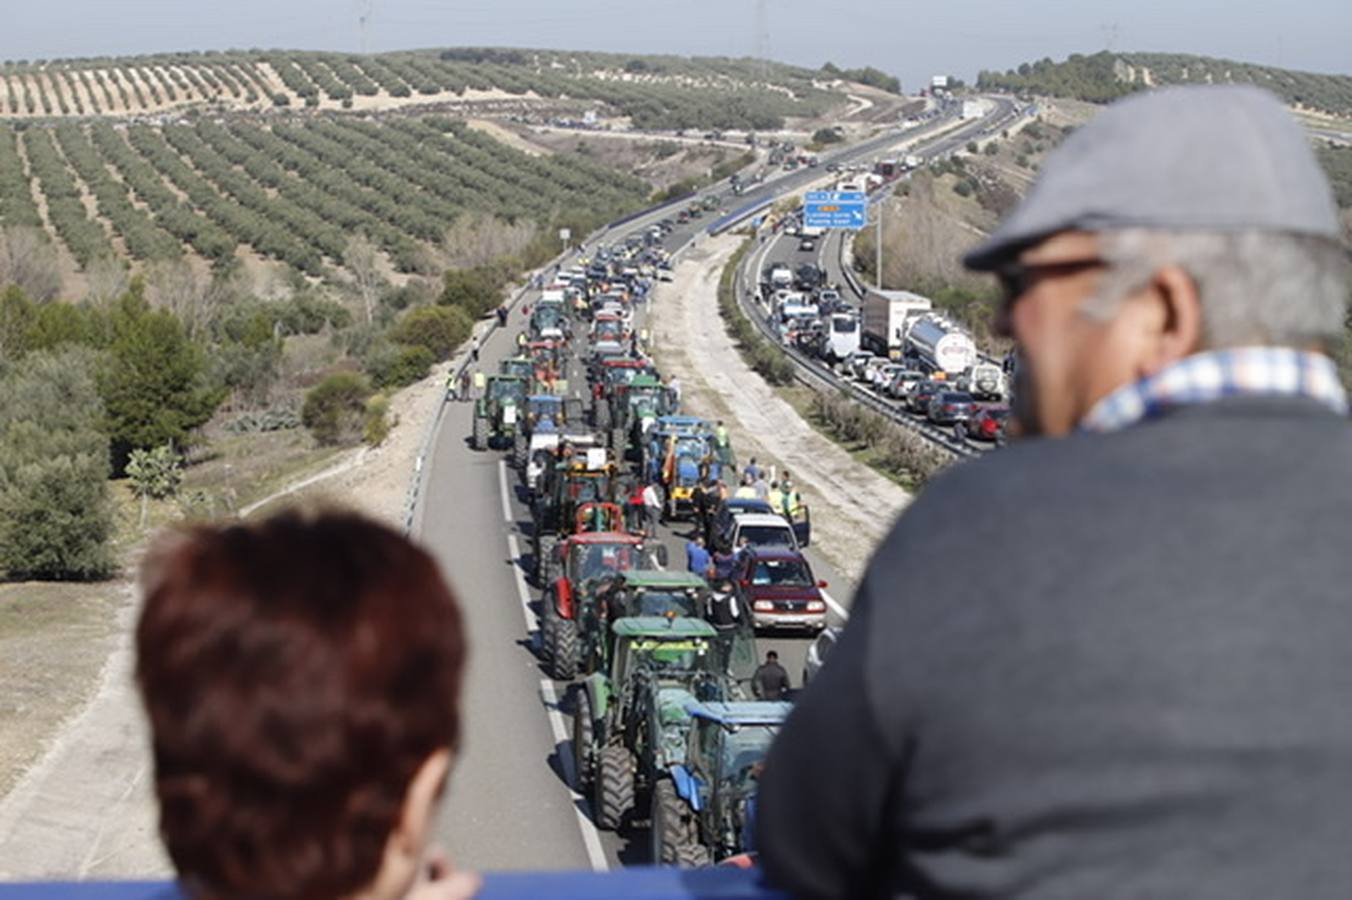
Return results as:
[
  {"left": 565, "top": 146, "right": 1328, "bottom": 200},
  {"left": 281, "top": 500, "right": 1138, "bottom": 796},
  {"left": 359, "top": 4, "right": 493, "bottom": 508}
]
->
[{"left": 964, "top": 85, "right": 1342, "bottom": 271}]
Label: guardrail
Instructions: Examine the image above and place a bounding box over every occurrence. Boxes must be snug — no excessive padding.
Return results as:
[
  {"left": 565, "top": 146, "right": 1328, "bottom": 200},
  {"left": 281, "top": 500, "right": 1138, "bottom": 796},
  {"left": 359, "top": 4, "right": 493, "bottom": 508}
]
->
[{"left": 0, "top": 866, "right": 786, "bottom": 899}]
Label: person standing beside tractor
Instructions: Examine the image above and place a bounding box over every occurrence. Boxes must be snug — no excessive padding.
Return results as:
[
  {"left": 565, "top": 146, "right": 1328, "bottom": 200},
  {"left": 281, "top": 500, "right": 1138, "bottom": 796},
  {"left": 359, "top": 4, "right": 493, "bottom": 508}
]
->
[
  {"left": 641, "top": 481, "right": 663, "bottom": 538},
  {"left": 752, "top": 651, "right": 790, "bottom": 701}
]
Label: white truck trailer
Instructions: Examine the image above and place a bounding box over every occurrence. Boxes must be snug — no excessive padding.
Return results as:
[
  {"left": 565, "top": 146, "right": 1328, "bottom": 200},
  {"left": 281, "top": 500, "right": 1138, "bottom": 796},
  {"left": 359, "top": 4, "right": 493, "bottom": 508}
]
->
[{"left": 861, "top": 289, "right": 933, "bottom": 359}]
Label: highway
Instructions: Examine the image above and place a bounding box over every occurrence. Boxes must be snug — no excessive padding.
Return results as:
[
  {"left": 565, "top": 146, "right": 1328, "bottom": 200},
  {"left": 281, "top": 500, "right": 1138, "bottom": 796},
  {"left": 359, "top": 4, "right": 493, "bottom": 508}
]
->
[{"left": 415, "top": 97, "right": 1019, "bottom": 873}]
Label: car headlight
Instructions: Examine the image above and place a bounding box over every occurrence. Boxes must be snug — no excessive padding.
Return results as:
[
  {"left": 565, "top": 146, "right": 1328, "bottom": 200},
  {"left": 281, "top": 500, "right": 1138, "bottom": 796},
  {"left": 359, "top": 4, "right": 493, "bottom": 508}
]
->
[{"left": 753, "top": 600, "right": 774, "bottom": 612}]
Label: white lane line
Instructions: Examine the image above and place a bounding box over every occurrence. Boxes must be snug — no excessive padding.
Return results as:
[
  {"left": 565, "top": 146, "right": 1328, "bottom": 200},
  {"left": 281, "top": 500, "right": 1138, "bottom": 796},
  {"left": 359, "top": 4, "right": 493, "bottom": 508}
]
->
[
  {"left": 507, "top": 533, "right": 539, "bottom": 633},
  {"left": 821, "top": 588, "right": 850, "bottom": 622},
  {"left": 497, "top": 459, "right": 514, "bottom": 524},
  {"left": 540, "top": 679, "right": 610, "bottom": 873},
  {"left": 499, "top": 459, "right": 605, "bottom": 869}
]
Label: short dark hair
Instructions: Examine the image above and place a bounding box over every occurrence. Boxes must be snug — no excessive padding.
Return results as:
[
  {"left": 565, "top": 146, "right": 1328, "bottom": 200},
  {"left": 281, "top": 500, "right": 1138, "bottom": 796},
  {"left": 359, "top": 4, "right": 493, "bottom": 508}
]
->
[
  {"left": 136, "top": 509, "right": 467, "bottom": 898},
  {"left": 766, "top": 650, "right": 779, "bottom": 661}
]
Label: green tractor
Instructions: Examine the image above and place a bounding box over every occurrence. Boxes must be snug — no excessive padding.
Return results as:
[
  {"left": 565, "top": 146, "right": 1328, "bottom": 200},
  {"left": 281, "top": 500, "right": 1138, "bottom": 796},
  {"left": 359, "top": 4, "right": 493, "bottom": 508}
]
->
[
  {"left": 609, "top": 374, "right": 673, "bottom": 460},
  {"left": 651, "top": 701, "right": 791, "bottom": 866},
  {"left": 570, "top": 617, "right": 729, "bottom": 831},
  {"left": 499, "top": 356, "right": 535, "bottom": 381},
  {"left": 572, "top": 571, "right": 757, "bottom": 686},
  {"left": 471, "top": 374, "right": 527, "bottom": 451}
]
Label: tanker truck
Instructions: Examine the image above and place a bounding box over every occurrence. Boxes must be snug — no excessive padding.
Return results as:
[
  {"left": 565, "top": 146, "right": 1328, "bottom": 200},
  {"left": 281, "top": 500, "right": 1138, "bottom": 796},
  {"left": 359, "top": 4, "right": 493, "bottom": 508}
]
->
[{"left": 904, "top": 315, "right": 977, "bottom": 376}]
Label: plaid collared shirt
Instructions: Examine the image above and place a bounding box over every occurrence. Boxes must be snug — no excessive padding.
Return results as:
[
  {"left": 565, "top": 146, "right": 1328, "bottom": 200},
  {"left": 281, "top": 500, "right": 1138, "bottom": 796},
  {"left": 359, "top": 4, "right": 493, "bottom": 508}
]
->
[{"left": 1079, "top": 347, "right": 1348, "bottom": 434}]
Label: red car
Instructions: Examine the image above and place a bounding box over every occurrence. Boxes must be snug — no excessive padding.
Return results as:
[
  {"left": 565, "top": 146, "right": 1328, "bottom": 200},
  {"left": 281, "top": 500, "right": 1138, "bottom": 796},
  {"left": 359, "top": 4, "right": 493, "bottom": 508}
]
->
[
  {"left": 731, "top": 546, "right": 828, "bottom": 633},
  {"left": 958, "top": 405, "right": 1010, "bottom": 443}
]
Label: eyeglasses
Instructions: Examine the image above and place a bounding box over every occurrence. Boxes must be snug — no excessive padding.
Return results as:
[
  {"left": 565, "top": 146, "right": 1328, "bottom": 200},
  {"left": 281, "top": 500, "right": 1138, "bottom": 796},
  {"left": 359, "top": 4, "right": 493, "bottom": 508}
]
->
[{"left": 996, "top": 257, "right": 1106, "bottom": 308}]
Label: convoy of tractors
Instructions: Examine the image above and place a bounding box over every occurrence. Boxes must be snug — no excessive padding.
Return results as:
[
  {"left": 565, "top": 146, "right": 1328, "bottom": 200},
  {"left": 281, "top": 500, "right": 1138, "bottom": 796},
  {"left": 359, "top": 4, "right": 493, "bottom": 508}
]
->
[{"left": 469, "top": 239, "right": 811, "bottom": 867}]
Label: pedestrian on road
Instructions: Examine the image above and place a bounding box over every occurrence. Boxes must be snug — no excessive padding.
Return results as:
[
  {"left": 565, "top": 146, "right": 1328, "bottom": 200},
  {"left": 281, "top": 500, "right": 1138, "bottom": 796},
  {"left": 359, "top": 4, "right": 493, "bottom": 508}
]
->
[
  {"left": 136, "top": 509, "right": 478, "bottom": 900},
  {"left": 471, "top": 369, "right": 486, "bottom": 401},
  {"left": 457, "top": 369, "right": 471, "bottom": 403},
  {"left": 733, "top": 473, "right": 757, "bottom": 501},
  {"left": 752, "top": 470, "right": 771, "bottom": 502},
  {"left": 752, "top": 651, "right": 790, "bottom": 701},
  {"left": 641, "top": 481, "right": 663, "bottom": 538},
  {"left": 469, "top": 335, "right": 480, "bottom": 363},
  {"left": 496, "top": 305, "right": 509, "bottom": 327},
  {"left": 758, "top": 86, "right": 1352, "bottom": 900},
  {"left": 708, "top": 579, "right": 741, "bottom": 631},
  {"left": 685, "top": 535, "right": 712, "bottom": 580},
  {"left": 667, "top": 374, "right": 682, "bottom": 408},
  {"left": 744, "top": 457, "right": 764, "bottom": 483}
]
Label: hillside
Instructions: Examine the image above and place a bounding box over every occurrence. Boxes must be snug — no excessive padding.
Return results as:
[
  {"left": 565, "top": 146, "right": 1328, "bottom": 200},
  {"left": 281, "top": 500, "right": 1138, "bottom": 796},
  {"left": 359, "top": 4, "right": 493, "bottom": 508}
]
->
[
  {"left": 0, "top": 116, "right": 650, "bottom": 282},
  {"left": 978, "top": 51, "right": 1352, "bottom": 118},
  {"left": 0, "top": 48, "right": 844, "bottom": 130}
]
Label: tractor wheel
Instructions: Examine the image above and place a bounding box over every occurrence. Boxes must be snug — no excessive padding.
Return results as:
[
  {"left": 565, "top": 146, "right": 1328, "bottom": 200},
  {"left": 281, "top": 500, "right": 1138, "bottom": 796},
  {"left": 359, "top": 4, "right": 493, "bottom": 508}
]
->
[
  {"left": 595, "top": 402, "right": 612, "bottom": 431},
  {"left": 546, "top": 613, "right": 579, "bottom": 680},
  {"left": 534, "top": 535, "right": 556, "bottom": 584},
  {"left": 651, "top": 779, "right": 712, "bottom": 867},
  {"left": 472, "top": 415, "right": 487, "bottom": 451},
  {"left": 512, "top": 433, "right": 528, "bottom": 470},
  {"left": 571, "top": 687, "right": 595, "bottom": 790},
  {"left": 594, "top": 744, "right": 636, "bottom": 831}
]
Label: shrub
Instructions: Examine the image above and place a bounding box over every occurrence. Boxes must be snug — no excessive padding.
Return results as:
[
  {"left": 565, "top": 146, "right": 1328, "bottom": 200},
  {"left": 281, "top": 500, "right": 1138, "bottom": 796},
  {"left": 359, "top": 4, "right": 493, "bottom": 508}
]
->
[
  {"left": 301, "top": 371, "right": 372, "bottom": 446},
  {"left": 364, "top": 342, "right": 434, "bottom": 389},
  {"left": 0, "top": 348, "right": 114, "bottom": 580},
  {"left": 363, "top": 394, "right": 391, "bottom": 446},
  {"left": 390, "top": 305, "right": 472, "bottom": 360},
  {"left": 812, "top": 128, "right": 844, "bottom": 145}
]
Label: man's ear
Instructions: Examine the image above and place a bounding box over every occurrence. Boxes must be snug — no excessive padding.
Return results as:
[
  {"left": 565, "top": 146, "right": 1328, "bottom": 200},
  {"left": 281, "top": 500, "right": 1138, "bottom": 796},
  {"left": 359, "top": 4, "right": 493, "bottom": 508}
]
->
[
  {"left": 1140, "top": 264, "right": 1204, "bottom": 374},
  {"left": 394, "top": 748, "right": 452, "bottom": 859}
]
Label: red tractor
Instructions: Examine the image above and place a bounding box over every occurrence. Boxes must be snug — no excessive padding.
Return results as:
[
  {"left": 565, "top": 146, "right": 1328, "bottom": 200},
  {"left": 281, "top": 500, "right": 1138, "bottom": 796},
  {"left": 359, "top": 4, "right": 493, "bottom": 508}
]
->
[{"left": 540, "top": 532, "right": 666, "bottom": 679}]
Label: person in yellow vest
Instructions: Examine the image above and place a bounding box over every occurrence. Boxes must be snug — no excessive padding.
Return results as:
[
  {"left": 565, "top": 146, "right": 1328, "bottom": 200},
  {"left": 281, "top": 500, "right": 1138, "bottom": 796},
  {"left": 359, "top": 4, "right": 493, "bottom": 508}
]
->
[
  {"left": 766, "top": 481, "right": 784, "bottom": 516},
  {"left": 780, "top": 473, "right": 803, "bottom": 521},
  {"left": 733, "top": 473, "right": 757, "bottom": 500}
]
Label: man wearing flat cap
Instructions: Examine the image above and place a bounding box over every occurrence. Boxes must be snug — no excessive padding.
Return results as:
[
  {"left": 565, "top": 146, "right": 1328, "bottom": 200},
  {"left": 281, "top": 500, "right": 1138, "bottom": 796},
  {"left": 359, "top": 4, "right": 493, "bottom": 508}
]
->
[{"left": 758, "top": 86, "right": 1352, "bottom": 899}]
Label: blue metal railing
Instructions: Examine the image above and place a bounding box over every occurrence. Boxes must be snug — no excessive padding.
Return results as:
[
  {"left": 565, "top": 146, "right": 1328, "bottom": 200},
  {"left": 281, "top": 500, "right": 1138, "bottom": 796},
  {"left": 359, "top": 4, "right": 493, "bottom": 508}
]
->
[{"left": 0, "top": 867, "right": 786, "bottom": 899}]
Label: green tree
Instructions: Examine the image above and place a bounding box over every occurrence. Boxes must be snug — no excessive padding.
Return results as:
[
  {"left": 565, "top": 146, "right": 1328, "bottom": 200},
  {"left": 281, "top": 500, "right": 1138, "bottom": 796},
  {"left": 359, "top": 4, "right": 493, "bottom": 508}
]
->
[
  {"left": 301, "top": 371, "right": 372, "bottom": 446},
  {"left": 0, "top": 347, "right": 114, "bottom": 581},
  {"left": 99, "top": 293, "right": 224, "bottom": 472},
  {"left": 440, "top": 266, "right": 504, "bottom": 319},
  {"left": 125, "top": 443, "right": 184, "bottom": 526}
]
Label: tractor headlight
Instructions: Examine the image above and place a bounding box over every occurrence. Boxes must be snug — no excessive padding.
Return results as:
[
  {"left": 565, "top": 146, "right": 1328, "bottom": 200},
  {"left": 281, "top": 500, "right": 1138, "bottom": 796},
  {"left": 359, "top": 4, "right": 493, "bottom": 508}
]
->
[{"left": 503, "top": 407, "right": 518, "bottom": 425}]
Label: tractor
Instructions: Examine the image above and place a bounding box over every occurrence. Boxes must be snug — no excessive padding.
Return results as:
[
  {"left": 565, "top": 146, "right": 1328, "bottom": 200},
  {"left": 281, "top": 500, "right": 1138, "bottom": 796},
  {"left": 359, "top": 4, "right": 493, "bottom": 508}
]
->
[
  {"left": 499, "top": 356, "right": 535, "bottom": 382},
  {"left": 531, "top": 456, "right": 620, "bottom": 582},
  {"left": 644, "top": 419, "right": 734, "bottom": 521},
  {"left": 570, "top": 618, "right": 729, "bottom": 830},
  {"left": 569, "top": 570, "right": 758, "bottom": 686},
  {"left": 512, "top": 394, "right": 584, "bottom": 469},
  {"left": 608, "top": 374, "right": 673, "bottom": 459},
  {"left": 471, "top": 374, "right": 527, "bottom": 451},
  {"left": 540, "top": 533, "right": 668, "bottom": 680},
  {"left": 651, "top": 701, "right": 791, "bottom": 866},
  {"left": 530, "top": 298, "right": 569, "bottom": 342},
  {"left": 589, "top": 358, "right": 658, "bottom": 428}
]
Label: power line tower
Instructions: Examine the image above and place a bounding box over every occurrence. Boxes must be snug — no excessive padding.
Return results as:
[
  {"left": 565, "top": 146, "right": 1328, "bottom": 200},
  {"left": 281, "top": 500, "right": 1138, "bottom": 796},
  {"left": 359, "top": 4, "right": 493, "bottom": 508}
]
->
[
  {"left": 755, "top": 0, "right": 769, "bottom": 81},
  {"left": 1100, "top": 22, "right": 1119, "bottom": 52},
  {"left": 358, "top": 0, "right": 375, "bottom": 54}
]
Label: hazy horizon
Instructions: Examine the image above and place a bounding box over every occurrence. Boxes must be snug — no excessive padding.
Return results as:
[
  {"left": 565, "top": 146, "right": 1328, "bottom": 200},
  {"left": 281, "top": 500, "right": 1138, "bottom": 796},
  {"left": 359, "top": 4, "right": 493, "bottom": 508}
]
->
[{"left": 2, "top": 0, "right": 1349, "bottom": 93}]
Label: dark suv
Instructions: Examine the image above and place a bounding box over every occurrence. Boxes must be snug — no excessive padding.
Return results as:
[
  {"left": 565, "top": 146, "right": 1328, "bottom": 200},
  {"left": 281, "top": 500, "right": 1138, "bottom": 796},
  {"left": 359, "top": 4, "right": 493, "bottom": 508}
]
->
[{"left": 732, "top": 546, "right": 828, "bottom": 632}]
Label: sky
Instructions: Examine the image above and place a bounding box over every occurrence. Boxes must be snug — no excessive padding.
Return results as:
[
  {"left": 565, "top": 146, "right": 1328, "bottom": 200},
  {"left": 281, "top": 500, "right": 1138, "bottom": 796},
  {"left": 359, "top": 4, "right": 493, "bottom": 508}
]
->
[{"left": 2, "top": 0, "right": 1348, "bottom": 91}]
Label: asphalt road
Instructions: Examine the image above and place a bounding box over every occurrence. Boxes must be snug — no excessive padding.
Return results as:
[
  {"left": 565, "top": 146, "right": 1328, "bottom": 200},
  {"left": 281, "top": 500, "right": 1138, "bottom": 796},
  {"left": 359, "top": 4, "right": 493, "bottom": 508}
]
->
[{"left": 417, "top": 99, "right": 1017, "bottom": 873}]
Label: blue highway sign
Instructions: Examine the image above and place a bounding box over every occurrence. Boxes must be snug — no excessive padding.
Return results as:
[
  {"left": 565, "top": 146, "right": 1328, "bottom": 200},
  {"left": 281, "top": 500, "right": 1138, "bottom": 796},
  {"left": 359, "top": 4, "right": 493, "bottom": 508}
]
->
[{"left": 804, "top": 191, "right": 868, "bottom": 230}]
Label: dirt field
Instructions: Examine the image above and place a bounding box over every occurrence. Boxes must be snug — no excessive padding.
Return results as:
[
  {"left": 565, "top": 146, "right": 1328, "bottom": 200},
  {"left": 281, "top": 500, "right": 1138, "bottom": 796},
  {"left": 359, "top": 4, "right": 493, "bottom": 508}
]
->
[{"left": 649, "top": 236, "right": 911, "bottom": 585}]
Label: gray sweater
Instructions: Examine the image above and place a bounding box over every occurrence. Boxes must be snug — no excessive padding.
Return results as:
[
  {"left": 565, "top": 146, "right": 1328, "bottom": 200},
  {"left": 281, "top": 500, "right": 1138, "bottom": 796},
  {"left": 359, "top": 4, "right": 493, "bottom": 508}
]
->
[{"left": 757, "top": 398, "right": 1352, "bottom": 898}]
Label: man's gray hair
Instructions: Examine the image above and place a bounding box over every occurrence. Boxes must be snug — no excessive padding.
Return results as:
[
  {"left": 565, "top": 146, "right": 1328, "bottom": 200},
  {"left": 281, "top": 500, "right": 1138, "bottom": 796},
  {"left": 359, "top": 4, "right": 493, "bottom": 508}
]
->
[{"left": 1083, "top": 229, "right": 1351, "bottom": 348}]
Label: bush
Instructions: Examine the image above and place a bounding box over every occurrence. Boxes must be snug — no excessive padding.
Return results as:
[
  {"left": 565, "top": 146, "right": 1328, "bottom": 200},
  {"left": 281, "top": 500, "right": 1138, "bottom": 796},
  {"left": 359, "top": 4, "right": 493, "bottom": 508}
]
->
[
  {"left": 0, "top": 348, "right": 114, "bottom": 580},
  {"left": 812, "top": 128, "right": 844, "bottom": 146},
  {"left": 301, "top": 371, "right": 372, "bottom": 446},
  {"left": 363, "top": 394, "right": 391, "bottom": 447},
  {"left": 440, "top": 265, "right": 506, "bottom": 319},
  {"left": 364, "top": 342, "right": 434, "bottom": 389},
  {"left": 390, "top": 305, "right": 472, "bottom": 360}
]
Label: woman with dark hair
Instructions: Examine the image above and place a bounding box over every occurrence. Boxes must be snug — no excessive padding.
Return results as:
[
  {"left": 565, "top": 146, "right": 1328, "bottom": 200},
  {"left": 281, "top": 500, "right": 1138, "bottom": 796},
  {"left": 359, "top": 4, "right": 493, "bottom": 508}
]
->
[{"left": 136, "top": 508, "right": 477, "bottom": 899}]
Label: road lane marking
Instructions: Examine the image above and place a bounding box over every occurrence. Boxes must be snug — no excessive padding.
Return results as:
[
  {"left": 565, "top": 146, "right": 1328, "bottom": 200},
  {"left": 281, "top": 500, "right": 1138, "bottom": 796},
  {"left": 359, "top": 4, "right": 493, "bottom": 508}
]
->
[
  {"left": 497, "top": 459, "right": 514, "bottom": 523},
  {"left": 540, "top": 679, "right": 610, "bottom": 872}
]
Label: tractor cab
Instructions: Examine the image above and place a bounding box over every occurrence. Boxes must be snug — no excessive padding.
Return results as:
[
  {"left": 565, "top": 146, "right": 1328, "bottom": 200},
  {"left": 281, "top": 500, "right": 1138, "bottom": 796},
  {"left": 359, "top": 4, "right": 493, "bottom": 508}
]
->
[
  {"left": 499, "top": 356, "right": 535, "bottom": 381},
  {"left": 652, "top": 702, "right": 792, "bottom": 863},
  {"left": 531, "top": 299, "right": 568, "bottom": 341},
  {"left": 471, "top": 374, "right": 528, "bottom": 450}
]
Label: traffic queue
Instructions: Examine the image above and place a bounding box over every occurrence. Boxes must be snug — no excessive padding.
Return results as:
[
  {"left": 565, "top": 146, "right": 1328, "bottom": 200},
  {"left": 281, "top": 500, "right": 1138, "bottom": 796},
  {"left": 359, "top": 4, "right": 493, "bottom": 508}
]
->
[{"left": 467, "top": 237, "right": 827, "bottom": 867}]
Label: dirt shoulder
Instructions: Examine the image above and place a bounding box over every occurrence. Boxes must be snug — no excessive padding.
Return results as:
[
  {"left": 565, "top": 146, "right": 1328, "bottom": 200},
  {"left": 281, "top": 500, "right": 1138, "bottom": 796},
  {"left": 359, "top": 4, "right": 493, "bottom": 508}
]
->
[
  {"left": 649, "top": 235, "right": 911, "bottom": 586},
  {"left": 0, "top": 343, "right": 459, "bottom": 877}
]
